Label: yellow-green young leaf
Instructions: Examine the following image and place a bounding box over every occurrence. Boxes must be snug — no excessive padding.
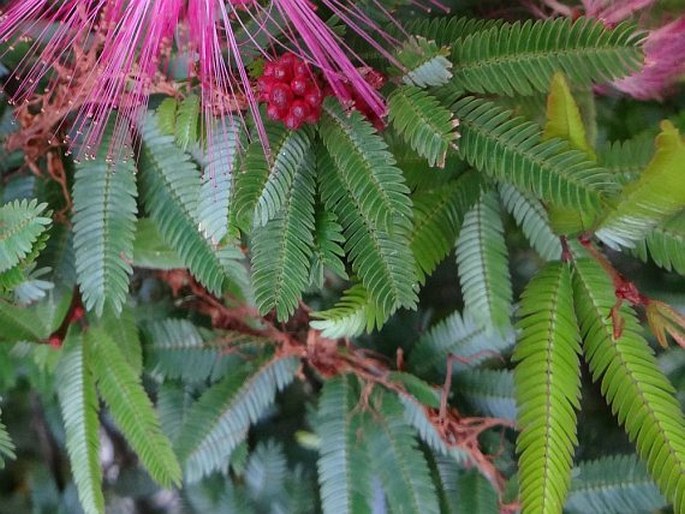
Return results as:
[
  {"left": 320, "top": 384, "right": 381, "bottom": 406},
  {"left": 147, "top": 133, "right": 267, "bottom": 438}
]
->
[
  {"left": 596, "top": 121, "right": 685, "bottom": 249},
  {"left": 175, "top": 94, "right": 200, "bottom": 150},
  {"left": 514, "top": 262, "right": 581, "bottom": 514},
  {"left": 56, "top": 331, "right": 103, "bottom": 514},
  {"left": 156, "top": 97, "right": 178, "bottom": 136},
  {"left": 543, "top": 73, "right": 595, "bottom": 158},
  {"left": 543, "top": 73, "right": 598, "bottom": 235},
  {"left": 88, "top": 327, "right": 182, "bottom": 488},
  {"left": 572, "top": 258, "right": 685, "bottom": 512}
]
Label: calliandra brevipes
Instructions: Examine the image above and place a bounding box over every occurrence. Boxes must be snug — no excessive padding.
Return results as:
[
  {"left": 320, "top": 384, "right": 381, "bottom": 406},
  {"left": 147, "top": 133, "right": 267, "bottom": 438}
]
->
[{"left": 0, "top": 0, "right": 422, "bottom": 159}]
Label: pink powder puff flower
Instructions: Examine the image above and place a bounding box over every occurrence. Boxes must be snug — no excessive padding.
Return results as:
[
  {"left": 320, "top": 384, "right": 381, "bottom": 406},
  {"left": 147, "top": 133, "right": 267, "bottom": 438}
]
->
[
  {"left": 611, "top": 14, "right": 685, "bottom": 100},
  {"left": 0, "top": 0, "right": 404, "bottom": 158}
]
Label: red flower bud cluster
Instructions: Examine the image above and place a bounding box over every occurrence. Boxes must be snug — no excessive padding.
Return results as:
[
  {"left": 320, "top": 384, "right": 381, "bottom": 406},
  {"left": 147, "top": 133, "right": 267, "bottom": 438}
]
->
[
  {"left": 340, "top": 67, "right": 387, "bottom": 130},
  {"left": 258, "top": 54, "right": 325, "bottom": 130}
]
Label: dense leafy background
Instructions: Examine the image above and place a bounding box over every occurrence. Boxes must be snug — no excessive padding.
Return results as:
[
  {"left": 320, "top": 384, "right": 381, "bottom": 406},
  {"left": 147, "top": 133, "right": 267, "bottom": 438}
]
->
[{"left": 1, "top": 0, "right": 685, "bottom": 513}]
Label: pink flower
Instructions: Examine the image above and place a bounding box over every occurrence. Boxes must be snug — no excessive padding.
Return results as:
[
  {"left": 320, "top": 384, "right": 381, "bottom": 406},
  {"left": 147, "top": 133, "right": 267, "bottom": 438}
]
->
[
  {"left": 612, "top": 14, "right": 685, "bottom": 100},
  {"left": 0, "top": 0, "right": 398, "bottom": 156}
]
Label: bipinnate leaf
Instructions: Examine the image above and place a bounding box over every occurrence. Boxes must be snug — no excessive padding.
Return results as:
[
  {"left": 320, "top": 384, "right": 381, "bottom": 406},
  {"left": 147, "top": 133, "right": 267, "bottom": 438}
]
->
[
  {"left": 56, "top": 332, "right": 103, "bottom": 514},
  {"left": 573, "top": 258, "right": 685, "bottom": 512},
  {"left": 0, "top": 199, "right": 51, "bottom": 273},
  {"left": 514, "top": 261, "right": 582, "bottom": 514},
  {"left": 316, "top": 375, "right": 373, "bottom": 514},
  {"left": 176, "top": 356, "right": 299, "bottom": 482},
  {"left": 388, "top": 86, "right": 459, "bottom": 168},
  {"left": 73, "top": 137, "right": 137, "bottom": 316},
  {"left": 88, "top": 327, "right": 182, "bottom": 488}
]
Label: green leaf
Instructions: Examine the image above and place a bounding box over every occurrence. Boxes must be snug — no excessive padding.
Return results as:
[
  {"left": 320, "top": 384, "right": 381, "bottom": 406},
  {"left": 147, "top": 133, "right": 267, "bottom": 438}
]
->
[
  {"left": 407, "top": 309, "right": 514, "bottom": 378},
  {"left": 252, "top": 148, "right": 316, "bottom": 320},
  {"left": 310, "top": 284, "right": 390, "bottom": 339},
  {"left": 196, "top": 120, "right": 242, "bottom": 244},
  {"left": 0, "top": 297, "right": 51, "bottom": 342},
  {"left": 396, "top": 37, "right": 453, "bottom": 87},
  {"left": 176, "top": 356, "right": 299, "bottom": 482},
  {"left": 139, "top": 114, "right": 233, "bottom": 295},
  {"left": 56, "top": 331, "right": 103, "bottom": 514},
  {"left": 233, "top": 121, "right": 311, "bottom": 232},
  {"left": 309, "top": 206, "right": 348, "bottom": 289},
  {"left": 454, "top": 97, "right": 616, "bottom": 212},
  {"left": 411, "top": 171, "right": 482, "bottom": 282},
  {"left": 566, "top": 455, "right": 666, "bottom": 514},
  {"left": 455, "top": 190, "right": 512, "bottom": 332},
  {"left": 88, "top": 326, "right": 182, "bottom": 488},
  {"left": 598, "top": 133, "right": 654, "bottom": 183},
  {"left": 388, "top": 86, "right": 460, "bottom": 168},
  {"left": 367, "top": 390, "right": 440, "bottom": 514},
  {"left": 253, "top": 125, "right": 314, "bottom": 229},
  {"left": 0, "top": 199, "right": 51, "bottom": 273},
  {"left": 632, "top": 210, "right": 685, "bottom": 275},
  {"left": 597, "top": 121, "right": 685, "bottom": 249},
  {"left": 573, "top": 257, "right": 685, "bottom": 512},
  {"left": 156, "top": 97, "right": 178, "bottom": 136},
  {"left": 97, "top": 305, "right": 142, "bottom": 374},
  {"left": 499, "top": 184, "right": 562, "bottom": 261},
  {"left": 318, "top": 134, "right": 418, "bottom": 315},
  {"left": 514, "top": 261, "right": 582, "bottom": 514},
  {"left": 316, "top": 375, "right": 373, "bottom": 514},
  {"left": 132, "top": 218, "right": 184, "bottom": 270},
  {"left": 406, "top": 16, "right": 504, "bottom": 48},
  {"left": 543, "top": 73, "right": 595, "bottom": 158},
  {"left": 455, "top": 369, "right": 516, "bottom": 421},
  {"left": 72, "top": 135, "right": 137, "bottom": 316},
  {"left": 0, "top": 407, "right": 15, "bottom": 470},
  {"left": 319, "top": 99, "right": 413, "bottom": 232},
  {"left": 175, "top": 94, "right": 200, "bottom": 150},
  {"left": 452, "top": 18, "right": 643, "bottom": 96}
]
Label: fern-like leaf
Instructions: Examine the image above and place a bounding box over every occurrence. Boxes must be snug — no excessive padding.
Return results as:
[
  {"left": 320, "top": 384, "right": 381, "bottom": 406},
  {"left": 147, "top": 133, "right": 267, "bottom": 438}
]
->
[
  {"left": 196, "top": 120, "right": 242, "bottom": 244},
  {"left": 176, "top": 356, "right": 299, "bottom": 482},
  {"left": 388, "top": 86, "right": 459, "bottom": 168},
  {"left": 252, "top": 151, "right": 316, "bottom": 320},
  {"left": 573, "top": 257, "right": 685, "bottom": 511},
  {"left": 318, "top": 141, "right": 417, "bottom": 315},
  {"left": 598, "top": 133, "right": 654, "bottom": 183},
  {"left": 316, "top": 375, "right": 373, "bottom": 514},
  {"left": 232, "top": 121, "right": 311, "bottom": 231},
  {"left": 309, "top": 206, "right": 348, "bottom": 288},
  {"left": 407, "top": 309, "right": 514, "bottom": 378},
  {"left": 454, "top": 97, "right": 615, "bottom": 212},
  {"left": 406, "top": 16, "right": 504, "bottom": 47},
  {"left": 319, "top": 99, "right": 413, "bottom": 232},
  {"left": 411, "top": 171, "right": 482, "bottom": 282},
  {"left": 452, "top": 18, "right": 643, "bottom": 96},
  {"left": 56, "top": 331, "right": 103, "bottom": 514},
  {"left": 88, "top": 326, "right": 182, "bottom": 488},
  {"left": 367, "top": 389, "right": 440, "bottom": 514},
  {"left": 138, "top": 114, "right": 231, "bottom": 295},
  {"left": 455, "top": 369, "right": 516, "bottom": 421},
  {"left": 310, "top": 284, "right": 390, "bottom": 338},
  {"left": 0, "top": 199, "right": 51, "bottom": 273},
  {"left": 253, "top": 125, "right": 314, "bottom": 228},
  {"left": 514, "top": 261, "right": 582, "bottom": 514},
  {"left": 175, "top": 94, "right": 200, "bottom": 150},
  {"left": 597, "top": 121, "right": 685, "bottom": 249},
  {"left": 72, "top": 135, "right": 137, "bottom": 316},
  {"left": 499, "top": 184, "right": 562, "bottom": 261},
  {"left": 396, "top": 37, "right": 453, "bottom": 87},
  {"left": 455, "top": 190, "right": 513, "bottom": 332},
  {"left": 566, "top": 455, "right": 666, "bottom": 514},
  {"left": 632, "top": 209, "right": 685, "bottom": 275},
  {"left": 0, "top": 408, "right": 15, "bottom": 470}
]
